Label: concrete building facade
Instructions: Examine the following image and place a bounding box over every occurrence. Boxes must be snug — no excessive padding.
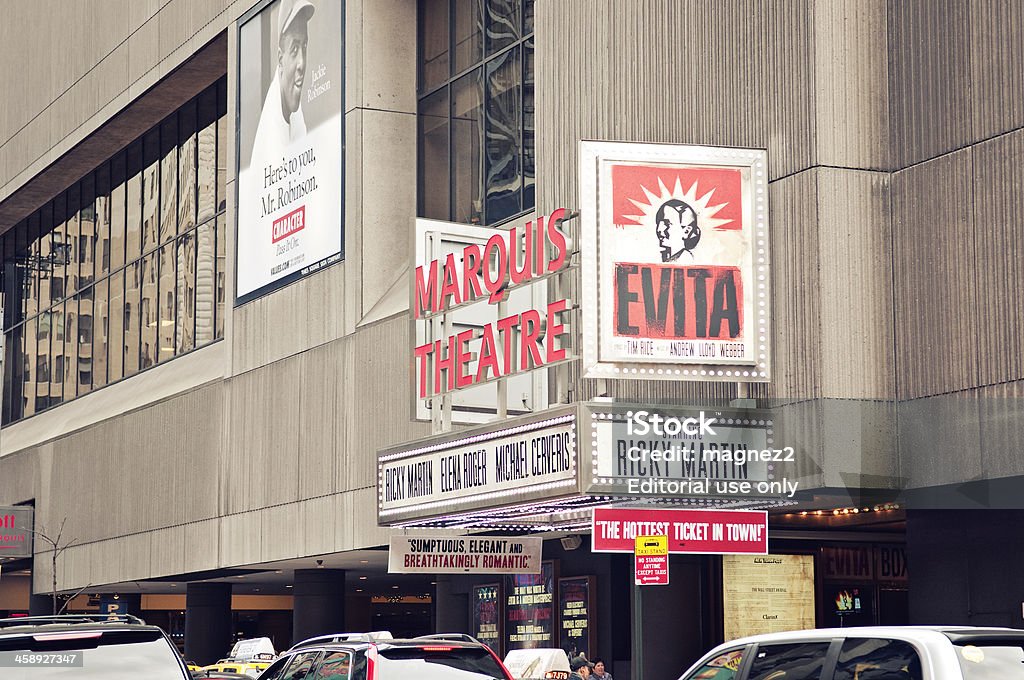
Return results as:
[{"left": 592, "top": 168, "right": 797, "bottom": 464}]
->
[{"left": 0, "top": 0, "right": 1022, "bottom": 674}]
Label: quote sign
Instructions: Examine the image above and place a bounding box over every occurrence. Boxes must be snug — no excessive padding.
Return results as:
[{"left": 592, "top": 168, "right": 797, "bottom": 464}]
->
[
  {"left": 592, "top": 507, "right": 767, "bottom": 554},
  {"left": 388, "top": 536, "right": 541, "bottom": 574}
]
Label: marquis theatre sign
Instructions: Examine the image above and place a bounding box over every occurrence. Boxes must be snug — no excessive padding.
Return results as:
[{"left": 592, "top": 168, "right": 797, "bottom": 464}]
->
[
  {"left": 412, "top": 209, "right": 574, "bottom": 398},
  {"left": 579, "top": 141, "right": 771, "bottom": 382}
]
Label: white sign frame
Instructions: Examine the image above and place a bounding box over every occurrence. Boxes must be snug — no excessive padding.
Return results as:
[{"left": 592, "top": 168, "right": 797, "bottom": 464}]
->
[
  {"left": 378, "top": 409, "right": 579, "bottom": 524},
  {"left": 579, "top": 141, "right": 770, "bottom": 382}
]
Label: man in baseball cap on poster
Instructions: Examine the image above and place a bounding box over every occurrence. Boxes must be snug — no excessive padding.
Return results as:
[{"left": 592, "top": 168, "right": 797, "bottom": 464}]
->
[{"left": 254, "top": 0, "right": 316, "bottom": 148}]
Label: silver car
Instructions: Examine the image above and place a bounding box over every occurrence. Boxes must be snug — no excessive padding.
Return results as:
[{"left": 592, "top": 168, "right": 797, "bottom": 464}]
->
[{"left": 677, "top": 626, "right": 1024, "bottom": 680}]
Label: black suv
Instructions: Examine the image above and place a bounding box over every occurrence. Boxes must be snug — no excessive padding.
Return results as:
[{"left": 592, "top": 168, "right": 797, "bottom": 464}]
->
[
  {"left": 257, "top": 634, "right": 513, "bottom": 680},
  {"left": 0, "top": 614, "right": 192, "bottom": 679}
]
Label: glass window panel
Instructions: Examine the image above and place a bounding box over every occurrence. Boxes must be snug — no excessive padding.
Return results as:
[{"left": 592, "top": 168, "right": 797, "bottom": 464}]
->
[
  {"left": 176, "top": 232, "right": 196, "bottom": 354},
  {"left": 158, "top": 243, "right": 176, "bottom": 363},
  {"left": 65, "top": 185, "right": 81, "bottom": 293},
  {"left": 4, "top": 326, "right": 20, "bottom": 424},
  {"left": 1, "top": 327, "right": 8, "bottom": 423},
  {"left": 195, "top": 220, "right": 215, "bottom": 346},
  {"left": 453, "top": 0, "right": 483, "bottom": 74},
  {"left": 0, "top": 234, "right": 6, "bottom": 329},
  {"left": 80, "top": 172, "right": 96, "bottom": 283},
  {"left": 418, "top": 87, "right": 450, "bottom": 220},
  {"left": 418, "top": 0, "right": 449, "bottom": 91},
  {"left": 36, "top": 311, "right": 50, "bottom": 411},
  {"left": 523, "top": 38, "right": 535, "bottom": 211},
  {"left": 160, "top": 116, "right": 178, "bottom": 245},
  {"left": 178, "top": 99, "right": 197, "bottom": 234},
  {"left": 49, "top": 300, "right": 65, "bottom": 406},
  {"left": 93, "top": 277, "right": 109, "bottom": 389},
  {"left": 95, "top": 163, "right": 112, "bottom": 276},
  {"left": 834, "top": 639, "right": 921, "bottom": 680},
  {"left": 451, "top": 68, "right": 484, "bottom": 224},
  {"left": 126, "top": 140, "right": 143, "bottom": 262},
  {"left": 140, "top": 252, "right": 158, "bottom": 370},
  {"left": 25, "top": 315, "right": 39, "bottom": 417},
  {"left": 215, "top": 215, "right": 225, "bottom": 339},
  {"left": 123, "top": 261, "right": 141, "bottom": 377},
  {"left": 217, "top": 78, "right": 228, "bottom": 214},
  {"left": 25, "top": 214, "right": 40, "bottom": 321},
  {"left": 142, "top": 129, "right": 160, "bottom": 254},
  {"left": 485, "top": 46, "right": 522, "bottom": 224},
  {"left": 52, "top": 197, "right": 69, "bottom": 303},
  {"left": 63, "top": 299, "right": 78, "bottom": 399},
  {"left": 4, "top": 225, "right": 20, "bottom": 329},
  {"left": 524, "top": 0, "right": 534, "bottom": 34},
  {"left": 14, "top": 219, "right": 28, "bottom": 323},
  {"left": 486, "top": 0, "right": 519, "bottom": 55},
  {"left": 197, "top": 87, "right": 217, "bottom": 225},
  {"left": 77, "top": 287, "right": 94, "bottom": 395},
  {"left": 44, "top": 201, "right": 63, "bottom": 308},
  {"left": 107, "top": 269, "right": 124, "bottom": 382},
  {"left": 748, "top": 643, "right": 830, "bottom": 680},
  {"left": 110, "top": 152, "right": 127, "bottom": 271}
]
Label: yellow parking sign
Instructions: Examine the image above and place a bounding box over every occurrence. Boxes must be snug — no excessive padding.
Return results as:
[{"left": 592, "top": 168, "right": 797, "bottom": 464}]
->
[{"left": 634, "top": 535, "right": 667, "bottom": 556}]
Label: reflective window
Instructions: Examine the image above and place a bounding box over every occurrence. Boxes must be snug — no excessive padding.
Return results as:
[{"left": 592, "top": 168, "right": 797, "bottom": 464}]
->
[
  {"left": 94, "top": 276, "right": 109, "bottom": 389},
  {"left": 417, "top": 0, "right": 534, "bottom": 226},
  {"left": 748, "top": 643, "right": 831, "bottom": 680},
  {"left": 835, "top": 638, "right": 922, "bottom": 680},
  {"left": 158, "top": 243, "right": 176, "bottom": 363},
  {"left": 110, "top": 153, "right": 126, "bottom": 271},
  {"left": 1, "top": 78, "right": 227, "bottom": 424},
  {"left": 108, "top": 269, "right": 124, "bottom": 383},
  {"left": 195, "top": 221, "right": 216, "bottom": 346},
  {"left": 126, "top": 140, "right": 143, "bottom": 262},
  {"left": 680, "top": 648, "right": 744, "bottom": 680},
  {"left": 124, "top": 261, "right": 142, "bottom": 377},
  {"left": 142, "top": 129, "right": 160, "bottom": 254},
  {"left": 282, "top": 652, "right": 322, "bottom": 680},
  {"left": 955, "top": 643, "right": 1024, "bottom": 679},
  {"left": 314, "top": 651, "right": 353, "bottom": 680},
  {"left": 77, "top": 286, "right": 94, "bottom": 395}
]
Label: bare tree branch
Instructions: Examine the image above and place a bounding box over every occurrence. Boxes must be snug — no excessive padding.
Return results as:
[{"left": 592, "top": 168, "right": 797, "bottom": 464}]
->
[{"left": 26, "top": 520, "right": 80, "bottom": 615}]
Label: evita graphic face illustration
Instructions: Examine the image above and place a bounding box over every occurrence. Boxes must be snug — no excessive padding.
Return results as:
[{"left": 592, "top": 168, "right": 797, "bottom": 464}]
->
[{"left": 655, "top": 198, "right": 701, "bottom": 261}]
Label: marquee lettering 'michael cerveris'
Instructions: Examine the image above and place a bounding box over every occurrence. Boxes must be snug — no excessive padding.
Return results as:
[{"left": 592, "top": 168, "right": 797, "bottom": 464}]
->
[
  {"left": 413, "top": 209, "right": 571, "bottom": 398},
  {"left": 494, "top": 431, "right": 572, "bottom": 484}
]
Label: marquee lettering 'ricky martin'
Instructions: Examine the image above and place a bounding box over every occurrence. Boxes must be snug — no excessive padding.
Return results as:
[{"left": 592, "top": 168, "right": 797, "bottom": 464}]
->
[{"left": 383, "top": 460, "right": 434, "bottom": 503}]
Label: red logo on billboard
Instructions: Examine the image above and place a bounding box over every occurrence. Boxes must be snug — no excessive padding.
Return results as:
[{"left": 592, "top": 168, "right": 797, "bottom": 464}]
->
[{"left": 272, "top": 206, "right": 305, "bottom": 243}]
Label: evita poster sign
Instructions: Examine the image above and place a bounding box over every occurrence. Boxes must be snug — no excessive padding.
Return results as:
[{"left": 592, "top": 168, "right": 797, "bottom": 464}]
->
[
  {"left": 579, "top": 141, "right": 770, "bottom": 382},
  {"left": 236, "top": 0, "right": 344, "bottom": 304}
]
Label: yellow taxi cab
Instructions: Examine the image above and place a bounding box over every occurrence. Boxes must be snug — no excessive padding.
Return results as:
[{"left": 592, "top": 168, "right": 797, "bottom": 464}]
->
[{"left": 200, "top": 637, "right": 278, "bottom": 677}]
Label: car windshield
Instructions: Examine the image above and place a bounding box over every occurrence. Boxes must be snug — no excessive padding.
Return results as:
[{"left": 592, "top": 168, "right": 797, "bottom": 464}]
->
[
  {"left": 955, "top": 644, "right": 1024, "bottom": 679},
  {"left": 0, "top": 628, "right": 188, "bottom": 679},
  {"left": 376, "top": 647, "right": 507, "bottom": 680}
]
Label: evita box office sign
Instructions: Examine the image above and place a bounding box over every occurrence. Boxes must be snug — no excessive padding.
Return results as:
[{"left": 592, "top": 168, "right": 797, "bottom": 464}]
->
[{"left": 579, "top": 141, "right": 771, "bottom": 382}]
